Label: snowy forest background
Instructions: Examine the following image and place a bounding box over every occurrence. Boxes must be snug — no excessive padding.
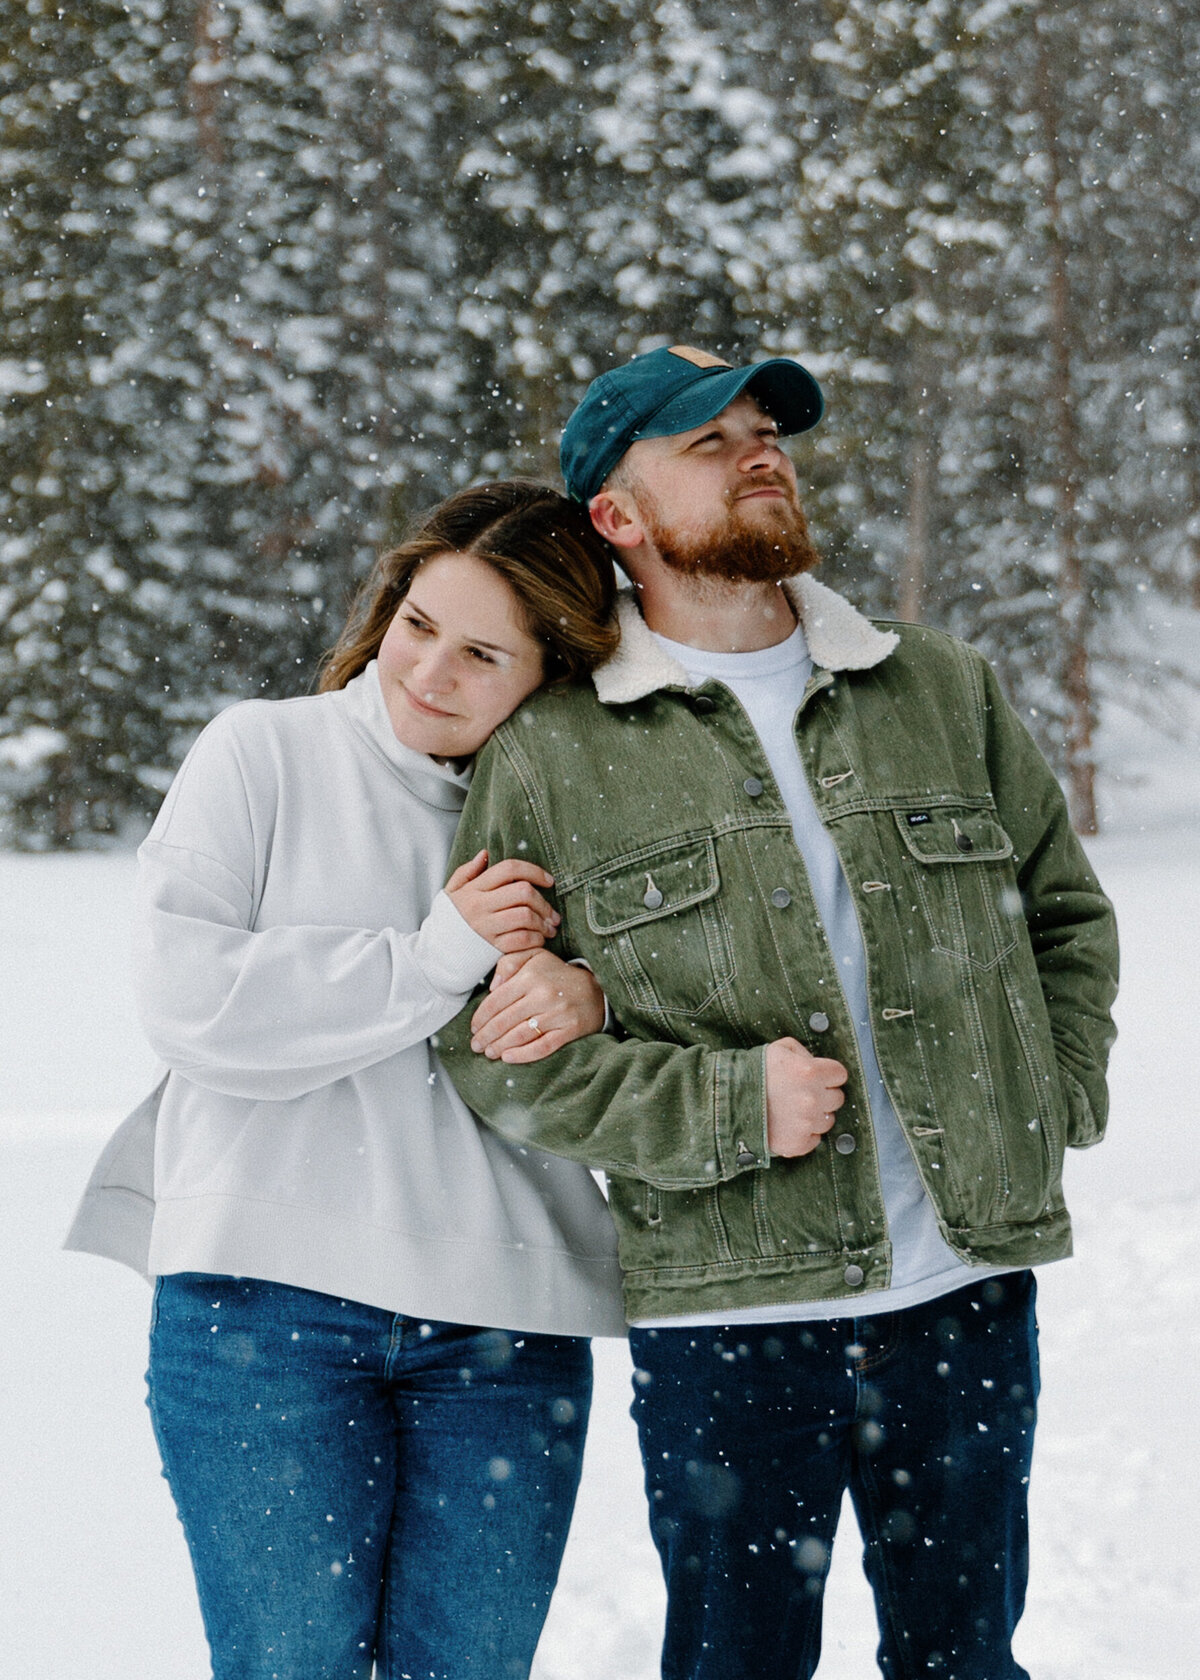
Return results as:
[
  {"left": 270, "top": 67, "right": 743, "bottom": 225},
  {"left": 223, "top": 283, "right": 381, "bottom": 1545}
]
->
[{"left": 3, "top": 0, "right": 1199, "bottom": 848}]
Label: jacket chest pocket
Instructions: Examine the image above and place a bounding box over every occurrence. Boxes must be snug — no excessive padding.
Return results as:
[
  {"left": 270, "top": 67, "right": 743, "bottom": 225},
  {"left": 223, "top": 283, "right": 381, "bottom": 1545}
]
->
[
  {"left": 894, "top": 807, "right": 1019, "bottom": 971},
  {"left": 582, "top": 837, "right": 735, "bottom": 1022}
]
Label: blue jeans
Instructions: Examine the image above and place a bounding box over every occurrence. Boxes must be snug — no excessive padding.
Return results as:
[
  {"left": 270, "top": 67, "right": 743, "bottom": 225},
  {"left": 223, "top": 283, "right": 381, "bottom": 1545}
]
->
[
  {"left": 147, "top": 1274, "right": 592, "bottom": 1679},
  {"left": 629, "top": 1272, "right": 1039, "bottom": 1680}
]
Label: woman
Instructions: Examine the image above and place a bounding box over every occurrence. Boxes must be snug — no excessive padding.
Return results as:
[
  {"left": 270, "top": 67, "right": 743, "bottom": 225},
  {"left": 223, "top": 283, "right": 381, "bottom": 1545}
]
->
[{"left": 67, "top": 482, "right": 626, "bottom": 1679}]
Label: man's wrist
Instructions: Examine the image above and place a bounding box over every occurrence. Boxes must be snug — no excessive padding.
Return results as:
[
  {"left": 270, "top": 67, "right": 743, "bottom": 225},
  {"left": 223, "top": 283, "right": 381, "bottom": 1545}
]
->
[{"left": 567, "top": 956, "right": 614, "bottom": 1034}]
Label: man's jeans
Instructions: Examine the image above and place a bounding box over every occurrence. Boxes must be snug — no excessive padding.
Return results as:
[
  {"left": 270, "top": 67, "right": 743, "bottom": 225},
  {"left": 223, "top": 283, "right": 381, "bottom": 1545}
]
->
[
  {"left": 147, "top": 1273, "right": 592, "bottom": 1680},
  {"left": 629, "top": 1272, "right": 1039, "bottom": 1680}
]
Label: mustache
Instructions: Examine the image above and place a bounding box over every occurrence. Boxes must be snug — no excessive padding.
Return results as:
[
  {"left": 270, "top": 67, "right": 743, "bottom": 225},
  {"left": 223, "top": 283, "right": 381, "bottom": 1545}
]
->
[{"left": 730, "top": 475, "right": 798, "bottom": 503}]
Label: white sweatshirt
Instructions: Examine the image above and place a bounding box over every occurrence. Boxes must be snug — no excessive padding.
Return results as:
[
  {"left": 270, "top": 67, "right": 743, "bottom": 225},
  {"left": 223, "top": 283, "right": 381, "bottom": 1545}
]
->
[{"left": 66, "top": 662, "right": 625, "bottom": 1338}]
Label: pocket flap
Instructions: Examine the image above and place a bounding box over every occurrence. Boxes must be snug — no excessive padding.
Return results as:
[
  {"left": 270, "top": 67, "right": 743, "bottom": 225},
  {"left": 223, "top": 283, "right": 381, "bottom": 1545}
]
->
[
  {"left": 584, "top": 837, "right": 720, "bottom": 934},
  {"left": 894, "top": 807, "right": 1013, "bottom": 865}
]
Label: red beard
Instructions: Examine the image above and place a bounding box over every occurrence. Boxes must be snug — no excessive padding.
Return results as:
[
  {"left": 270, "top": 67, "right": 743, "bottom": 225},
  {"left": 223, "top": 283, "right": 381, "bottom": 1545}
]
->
[{"left": 641, "top": 482, "right": 822, "bottom": 583}]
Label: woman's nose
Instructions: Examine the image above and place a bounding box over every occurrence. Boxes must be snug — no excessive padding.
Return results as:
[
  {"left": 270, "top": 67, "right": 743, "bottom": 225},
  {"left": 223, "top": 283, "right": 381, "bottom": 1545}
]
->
[{"left": 411, "top": 647, "right": 455, "bottom": 696}]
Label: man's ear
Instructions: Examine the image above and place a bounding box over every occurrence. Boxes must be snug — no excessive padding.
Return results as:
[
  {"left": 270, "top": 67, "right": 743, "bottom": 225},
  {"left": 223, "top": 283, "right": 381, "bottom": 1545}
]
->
[{"left": 588, "top": 490, "right": 645, "bottom": 551}]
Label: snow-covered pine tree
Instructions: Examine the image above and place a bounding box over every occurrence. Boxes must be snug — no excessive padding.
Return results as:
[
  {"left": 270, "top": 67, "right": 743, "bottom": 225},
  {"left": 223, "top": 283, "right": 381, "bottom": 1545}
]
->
[
  {"left": 1153, "top": 2, "right": 1200, "bottom": 611},
  {"left": 425, "top": 0, "right": 818, "bottom": 475},
  {"left": 416, "top": 0, "right": 630, "bottom": 486},
  {"left": 977, "top": 0, "right": 1161, "bottom": 831},
  {"left": 580, "top": 0, "right": 791, "bottom": 364},
  {"left": 1087, "top": 0, "right": 1200, "bottom": 612},
  {"left": 779, "top": 0, "right": 1180, "bottom": 831},
  {"left": 3, "top": 0, "right": 1193, "bottom": 843},
  {"left": 150, "top": 0, "right": 390, "bottom": 705},
  {"left": 308, "top": 1, "right": 459, "bottom": 531},
  {"left": 786, "top": 0, "right": 1034, "bottom": 631},
  {"left": 0, "top": 0, "right": 211, "bottom": 846},
  {"left": 2, "top": 0, "right": 449, "bottom": 844}
]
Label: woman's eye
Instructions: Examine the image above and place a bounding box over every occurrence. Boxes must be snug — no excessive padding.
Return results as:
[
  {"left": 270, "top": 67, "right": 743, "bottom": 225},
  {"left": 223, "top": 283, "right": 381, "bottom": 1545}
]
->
[
  {"left": 404, "top": 615, "right": 432, "bottom": 634},
  {"left": 467, "top": 647, "right": 497, "bottom": 665}
]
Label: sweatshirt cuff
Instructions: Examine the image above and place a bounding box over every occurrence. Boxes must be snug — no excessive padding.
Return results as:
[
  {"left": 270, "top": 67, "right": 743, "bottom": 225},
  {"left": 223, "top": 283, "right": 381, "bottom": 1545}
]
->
[{"left": 413, "top": 891, "right": 498, "bottom": 996}]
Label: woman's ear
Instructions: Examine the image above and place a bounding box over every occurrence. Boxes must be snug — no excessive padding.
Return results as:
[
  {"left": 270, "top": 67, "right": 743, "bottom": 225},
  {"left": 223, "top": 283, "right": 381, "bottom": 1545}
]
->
[{"left": 588, "top": 490, "right": 645, "bottom": 551}]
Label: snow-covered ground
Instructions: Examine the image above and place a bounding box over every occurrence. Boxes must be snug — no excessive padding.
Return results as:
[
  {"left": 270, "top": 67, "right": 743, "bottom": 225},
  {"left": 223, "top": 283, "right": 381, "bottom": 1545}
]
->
[{"left": 3, "top": 700, "right": 1198, "bottom": 1677}]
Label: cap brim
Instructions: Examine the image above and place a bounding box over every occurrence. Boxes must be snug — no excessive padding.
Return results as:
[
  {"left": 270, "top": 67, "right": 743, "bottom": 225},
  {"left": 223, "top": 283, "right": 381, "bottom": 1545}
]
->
[{"left": 634, "top": 358, "right": 824, "bottom": 442}]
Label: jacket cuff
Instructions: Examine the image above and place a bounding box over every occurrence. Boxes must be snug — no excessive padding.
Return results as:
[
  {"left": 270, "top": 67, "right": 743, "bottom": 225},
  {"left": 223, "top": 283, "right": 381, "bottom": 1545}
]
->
[
  {"left": 413, "top": 891, "right": 498, "bottom": 996},
  {"left": 715, "top": 1045, "right": 771, "bottom": 1177}
]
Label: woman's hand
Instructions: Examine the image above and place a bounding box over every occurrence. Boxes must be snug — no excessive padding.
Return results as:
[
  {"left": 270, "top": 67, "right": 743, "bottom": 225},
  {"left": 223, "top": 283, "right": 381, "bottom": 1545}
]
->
[
  {"left": 469, "top": 949, "right": 607, "bottom": 1063},
  {"left": 446, "top": 851, "right": 561, "bottom": 954}
]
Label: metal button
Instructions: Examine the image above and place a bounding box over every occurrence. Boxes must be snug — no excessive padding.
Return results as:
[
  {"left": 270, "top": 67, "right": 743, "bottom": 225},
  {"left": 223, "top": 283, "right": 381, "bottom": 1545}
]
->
[
  {"left": 843, "top": 1263, "right": 865, "bottom": 1287},
  {"left": 736, "top": 1148, "right": 758, "bottom": 1168},
  {"left": 808, "top": 1011, "right": 830, "bottom": 1033},
  {"left": 743, "top": 776, "right": 764, "bottom": 798},
  {"left": 693, "top": 695, "right": 716, "bottom": 713},
  {"left": 770, "top": 888, "right": 791, "bottom": 909},
  {"left": 834, "top": 1133, "right": 856, "bottom": 1155},
  {"left": 955, "top": 832, "right": 975, "bottom": 853},
  {"left": 643, "top": 887, "right": 664, "bottom": 910}
]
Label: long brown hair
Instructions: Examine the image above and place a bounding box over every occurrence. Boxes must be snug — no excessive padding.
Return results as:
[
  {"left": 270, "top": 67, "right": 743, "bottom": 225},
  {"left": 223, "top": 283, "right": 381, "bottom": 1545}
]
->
[{"left": 319, "top": 481, "right": 619, "bottom": 693}]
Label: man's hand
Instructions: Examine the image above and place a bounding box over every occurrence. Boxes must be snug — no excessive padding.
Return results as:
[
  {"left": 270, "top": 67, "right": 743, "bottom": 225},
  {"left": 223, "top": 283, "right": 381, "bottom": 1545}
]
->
[
  {"left": 445, "top": 851, "right": 561, "bottom": 954},
  {"left": 765, "top": 1037, "right": 849, "bottom": 1157},
  {"left": 469, "top": 949, "right": 607, "bottom": 1063}
]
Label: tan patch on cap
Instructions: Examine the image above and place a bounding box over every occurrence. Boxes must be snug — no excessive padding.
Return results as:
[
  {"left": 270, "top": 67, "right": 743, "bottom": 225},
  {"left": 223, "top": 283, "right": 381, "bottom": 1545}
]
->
[{"left": 668, "top": 345, "right": 732, "bottom": 369}]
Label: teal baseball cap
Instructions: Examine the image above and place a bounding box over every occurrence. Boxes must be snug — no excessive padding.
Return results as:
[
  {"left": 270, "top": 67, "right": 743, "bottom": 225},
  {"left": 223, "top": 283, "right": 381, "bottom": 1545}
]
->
[{"left": 560, "top": 344, "right": 824, "bottom": 502}]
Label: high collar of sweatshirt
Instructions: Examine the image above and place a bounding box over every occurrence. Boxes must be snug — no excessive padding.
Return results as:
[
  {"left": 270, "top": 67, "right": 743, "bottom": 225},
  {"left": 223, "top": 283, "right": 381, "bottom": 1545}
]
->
[{"left": 332, "top": 660, "right": 475, "bottom": 812}]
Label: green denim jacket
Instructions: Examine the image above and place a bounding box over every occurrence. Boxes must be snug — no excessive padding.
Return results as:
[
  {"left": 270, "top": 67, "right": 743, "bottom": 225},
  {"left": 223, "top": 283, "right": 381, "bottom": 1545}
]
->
[{"left": 436, "top": 575, "right": 1118, "bottom": 1321}]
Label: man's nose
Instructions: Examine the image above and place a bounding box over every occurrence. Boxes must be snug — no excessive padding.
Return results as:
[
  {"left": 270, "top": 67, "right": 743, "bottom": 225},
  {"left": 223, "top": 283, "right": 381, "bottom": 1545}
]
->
[{"left": 740, "top": 435, "right": 782, "bottom": 471}]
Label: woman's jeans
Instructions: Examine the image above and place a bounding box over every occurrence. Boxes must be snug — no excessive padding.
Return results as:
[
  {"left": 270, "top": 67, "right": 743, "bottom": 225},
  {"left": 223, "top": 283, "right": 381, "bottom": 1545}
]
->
[
  {"left": 147, "top": 1274, "right": 593, "bottom": 1680},
  {"left": 629, "top": 1271, "right": 1040, "bottom": 1680}
]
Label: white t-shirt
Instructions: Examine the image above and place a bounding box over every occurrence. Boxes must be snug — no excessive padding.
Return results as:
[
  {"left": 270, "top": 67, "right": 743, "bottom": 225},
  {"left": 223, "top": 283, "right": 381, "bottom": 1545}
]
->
[{"left": 638, "top": 623, "right": 1005, "bottom": 1327}]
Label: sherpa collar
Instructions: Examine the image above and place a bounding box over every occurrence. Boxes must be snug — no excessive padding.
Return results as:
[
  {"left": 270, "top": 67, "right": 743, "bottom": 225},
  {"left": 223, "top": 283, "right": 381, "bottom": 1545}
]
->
[{"left": 592, "top": 573, "right": 899, "bottom": 705}]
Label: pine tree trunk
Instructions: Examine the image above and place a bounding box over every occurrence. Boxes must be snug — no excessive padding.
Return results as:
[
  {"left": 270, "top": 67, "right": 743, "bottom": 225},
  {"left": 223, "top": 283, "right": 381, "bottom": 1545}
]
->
[
  {"left": 190, "top": 1, "right": 226, "bottom": 166},
  {"left": 899, "top": 418, "right": 931, "bottom": 624},
  {"left": 1034, "top": 13, "right": 1099, "bottom": 836},
  {"left": 899, "top": 301, "right": 934, "bottom": 624},
  {"left": 367, "top": 4, "right": 397, "bottom": 488}
]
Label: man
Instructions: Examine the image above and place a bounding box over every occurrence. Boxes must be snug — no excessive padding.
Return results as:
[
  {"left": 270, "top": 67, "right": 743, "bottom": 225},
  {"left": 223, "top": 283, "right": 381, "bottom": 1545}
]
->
[{"left": 436, "top": 345, "right": 1118, "bottom": 1679}]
